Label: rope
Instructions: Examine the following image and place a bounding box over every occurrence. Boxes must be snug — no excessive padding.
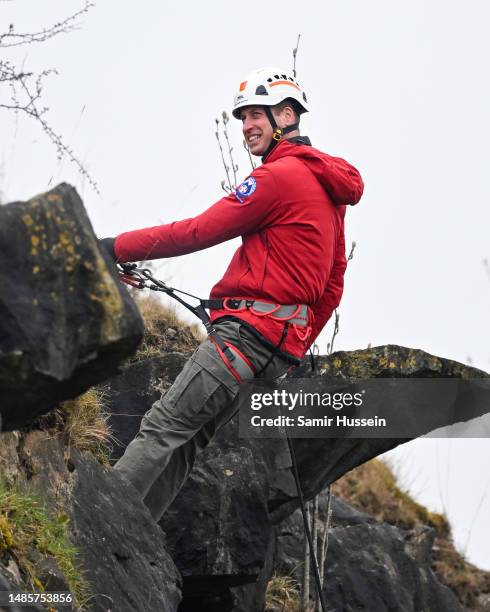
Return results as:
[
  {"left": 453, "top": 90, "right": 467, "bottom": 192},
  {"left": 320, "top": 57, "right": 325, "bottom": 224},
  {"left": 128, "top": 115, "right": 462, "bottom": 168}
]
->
[{"left": 284, "top": 421, "right": 328, "bottom": 612}]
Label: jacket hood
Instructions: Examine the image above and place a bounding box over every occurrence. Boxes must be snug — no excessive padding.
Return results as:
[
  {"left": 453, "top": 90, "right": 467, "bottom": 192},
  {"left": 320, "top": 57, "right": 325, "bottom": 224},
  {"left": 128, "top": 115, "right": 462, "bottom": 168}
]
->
[{"left": 265, "top": 138, "right": 364, "bottom": 206}]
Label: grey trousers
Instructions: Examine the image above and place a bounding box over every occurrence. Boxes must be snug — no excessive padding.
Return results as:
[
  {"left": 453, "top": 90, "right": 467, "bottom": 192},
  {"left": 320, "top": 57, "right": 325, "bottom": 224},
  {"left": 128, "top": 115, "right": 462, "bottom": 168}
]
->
[{"left": 113, "top": 320, "right": 289, "bottom": 521}]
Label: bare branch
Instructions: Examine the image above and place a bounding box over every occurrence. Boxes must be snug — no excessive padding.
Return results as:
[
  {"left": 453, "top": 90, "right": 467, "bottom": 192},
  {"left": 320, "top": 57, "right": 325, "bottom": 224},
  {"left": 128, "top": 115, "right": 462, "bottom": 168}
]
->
[
  {"left": 0, "top": 1, "right": 95, "bottom": 48},
  {"left": 292, "top": 33, "right": 301, "bottom": 78},
  {"left": 301, "top": 500, "right": 311, "bottom": 609},
  {"left": 0, "top": 4, "right": 99, "bottom": 192},
  {"left": 347, "top": 240, "right": 357, "bottom": 262},
  {"left": 215, "top": 115, "right": 234, "bottom": 192},
  {"left": 316, "top": 486, "right": 333, "bottom": 611},
  {"left": 327, "top": 310, "right": 340, "bottom": 355},
  {"left": 243, "top": 139, "right": 256, "bottom": 171},
  {"left": 0, "top": 60, "right": 99, "bottom": 193},
  {"left": 220, "top": 180, "right": 232, "bottom": 194},
  {"left": 222, "top": 111, "right": 238, "bottom": 187}
]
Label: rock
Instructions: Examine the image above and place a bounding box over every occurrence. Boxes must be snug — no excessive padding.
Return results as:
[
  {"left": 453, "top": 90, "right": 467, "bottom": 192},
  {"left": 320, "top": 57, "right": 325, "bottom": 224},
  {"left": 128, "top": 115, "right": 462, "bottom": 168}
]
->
[
  {"left": 302, "top": 344, "right": 486, "bottom": 379},
  {"left": 35, "top": 556, "right": 71, "bottom": 593},
  {"left": 229, "top": 537, "right": 276, "bottom": 612},
  {"left": 161, "top": 429, "right": 276, "bottom": 612},
  {"left": 270, "top": 345, "right": 490, "bottom": 521},
  {"left": 104, "top": 345, "right": 488, "bottom": 611},
  {"left": 0, "top": 183, "right": 144, "bottom": 431},
  {"left": 274, "top": 492, "right": 374, "bottom": 580},
  {"left": 404, "top": 525, "right": 436, "bottom": 567},
  {"left": 104, "top": 353, "right": 188, "bottom": 460},
  {"left": 478, "top": 592, "right": 490, "bottom": 610},
  {"left": 68, "top": 449, "right": 181, "bottom": 612},
  {"left": 4, "top": 559, "right": 22, "bottom": 585},
  {"left": 274, "top": 496, "right": 463, "bottom": 612},
  {"left": 0, "top": 568, "right": 46, "bottom": 611},
  {"left": 323, "top": 522, "right": 462, "bottom": 611},
  {"left": 327, "top": 494, "right": 375, "bottom": 527},
  {"left": 0, "top": 431, "right": 182, "bottom": 612}
]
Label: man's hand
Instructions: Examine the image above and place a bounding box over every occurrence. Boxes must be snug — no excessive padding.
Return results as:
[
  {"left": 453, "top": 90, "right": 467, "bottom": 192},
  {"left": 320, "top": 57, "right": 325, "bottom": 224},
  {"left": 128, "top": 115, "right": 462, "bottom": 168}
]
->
[{"left": 99, "top": 237, "right": 117, "bottom": 261}]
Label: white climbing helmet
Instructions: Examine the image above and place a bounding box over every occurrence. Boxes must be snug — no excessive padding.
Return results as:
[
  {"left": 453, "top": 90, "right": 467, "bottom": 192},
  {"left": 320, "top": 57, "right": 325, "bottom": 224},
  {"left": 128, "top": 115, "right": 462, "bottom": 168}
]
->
[{"left": 232, "top": 66, "right": 309, "bottom": 119}]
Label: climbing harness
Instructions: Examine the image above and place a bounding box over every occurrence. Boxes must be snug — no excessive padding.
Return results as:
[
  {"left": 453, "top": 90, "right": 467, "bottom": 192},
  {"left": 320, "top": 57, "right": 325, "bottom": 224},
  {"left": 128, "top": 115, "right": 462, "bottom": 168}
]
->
[
  {"left": 118, "top": 263, "right": 326, "bottom": 608},
  {"left": 118, "top": 263, "right": 253, "bottom": 381},
  {"left": 117, "top": 263, "right": 308, "bottom": 381}
]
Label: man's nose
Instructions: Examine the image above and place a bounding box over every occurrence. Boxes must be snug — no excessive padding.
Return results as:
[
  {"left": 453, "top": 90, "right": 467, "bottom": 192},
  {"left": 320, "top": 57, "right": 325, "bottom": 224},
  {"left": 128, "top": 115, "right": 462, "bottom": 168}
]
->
[{"left": 242, "top": 117, "right": 253, "bottom": 133}]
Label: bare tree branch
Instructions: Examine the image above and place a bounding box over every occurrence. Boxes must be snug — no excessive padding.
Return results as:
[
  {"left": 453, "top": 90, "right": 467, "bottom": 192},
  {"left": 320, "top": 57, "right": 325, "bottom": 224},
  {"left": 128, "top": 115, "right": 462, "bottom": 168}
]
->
[
  {"left": 301, "top": 501, "right": 311, "bottom": 610},
  {"left": 222, "top": 111, "right": 238, "bottom": 187},
  {"left": 243, "top": 139, "right": 256, "bottom": 171},
  {"left": 0, "top": 1, "right": 94, "bottom": 48},
  {"left": 215, "top": 113, "right": 240, "bottom": 193},
  {"left": 215, "top": 118, "right": 233, "bottom": 193},
  {"left": 347, "top": 240, "right": 357, "bottom": 261},
  {"left": 316, "top": 486, "right": 333, "bottom": 612},
  {"left": 0, "top": 2, "right": 99, "bottom": 193},
  {"left": 327, "top": 310, "right": 340, "bottom": 355},
  {"left": 292, "top": 33, "right": 301, "bottom": 78}
]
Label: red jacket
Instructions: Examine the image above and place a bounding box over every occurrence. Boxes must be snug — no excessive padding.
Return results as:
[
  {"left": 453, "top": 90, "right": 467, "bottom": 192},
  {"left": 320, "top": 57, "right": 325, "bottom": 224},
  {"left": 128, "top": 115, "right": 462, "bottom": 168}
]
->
[{"left": 114, "top": 139, "right": 363, "bottom": 360}]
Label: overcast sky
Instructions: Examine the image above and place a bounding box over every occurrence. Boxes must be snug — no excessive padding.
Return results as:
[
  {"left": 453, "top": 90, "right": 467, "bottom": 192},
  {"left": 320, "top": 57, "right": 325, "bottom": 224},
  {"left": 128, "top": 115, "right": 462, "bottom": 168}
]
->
[{"left": 1, "top": 1, "right": 489, "bottom": 569}]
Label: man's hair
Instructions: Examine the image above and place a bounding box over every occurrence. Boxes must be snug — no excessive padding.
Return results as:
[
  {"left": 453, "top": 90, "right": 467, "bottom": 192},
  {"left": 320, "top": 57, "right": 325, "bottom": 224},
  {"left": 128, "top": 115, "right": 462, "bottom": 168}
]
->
[{"left": 272, "top": 98, "right": 301, "bottom": 123}]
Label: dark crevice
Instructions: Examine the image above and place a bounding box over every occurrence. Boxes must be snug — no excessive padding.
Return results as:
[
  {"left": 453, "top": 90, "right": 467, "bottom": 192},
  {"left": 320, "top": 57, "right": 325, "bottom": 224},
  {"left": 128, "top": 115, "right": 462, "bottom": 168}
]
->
[{"left": 16, "top": 433, "right": 35, "bottom": 480}]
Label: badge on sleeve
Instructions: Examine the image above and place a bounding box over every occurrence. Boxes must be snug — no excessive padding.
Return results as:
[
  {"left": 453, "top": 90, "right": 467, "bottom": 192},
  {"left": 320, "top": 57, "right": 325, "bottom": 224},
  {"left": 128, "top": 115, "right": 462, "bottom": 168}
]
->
[{"left": 234, "top": 176, "right": 257, "bottom": 203}]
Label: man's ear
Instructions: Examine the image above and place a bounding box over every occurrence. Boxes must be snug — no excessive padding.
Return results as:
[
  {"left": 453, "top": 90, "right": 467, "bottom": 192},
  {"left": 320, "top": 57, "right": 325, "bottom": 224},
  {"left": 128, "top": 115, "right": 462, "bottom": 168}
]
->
[
  {"left": 283, "top": 105, "right": 296, "bottom": 123},
  {"left": 274, "top": 103, "right": 297, "bottom": 128}
]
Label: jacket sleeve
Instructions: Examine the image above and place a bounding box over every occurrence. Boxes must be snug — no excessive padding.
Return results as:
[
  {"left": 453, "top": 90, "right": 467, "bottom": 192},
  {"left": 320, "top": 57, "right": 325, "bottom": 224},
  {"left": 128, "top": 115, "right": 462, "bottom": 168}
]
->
[
  {"left": 114, "top": 166, "right": 279, "bottom": 262},
  {"left": 307, "top": 217, "right": 347, "bottom": 348}
]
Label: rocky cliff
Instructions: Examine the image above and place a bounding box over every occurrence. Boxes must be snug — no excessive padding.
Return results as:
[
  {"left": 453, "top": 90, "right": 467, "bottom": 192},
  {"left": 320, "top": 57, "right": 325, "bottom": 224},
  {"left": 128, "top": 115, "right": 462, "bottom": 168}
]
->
[{"left": 0, "top": 185, "right": 489, "bottom": 612}]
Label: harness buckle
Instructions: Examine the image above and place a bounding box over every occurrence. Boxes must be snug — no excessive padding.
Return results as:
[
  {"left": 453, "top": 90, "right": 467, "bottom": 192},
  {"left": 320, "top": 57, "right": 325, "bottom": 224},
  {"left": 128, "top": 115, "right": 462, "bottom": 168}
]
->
[
  {"left": 272, "top": 128, "right": 283, "bottom": 142},
  {"left": 225, "top": 298, "right": 242, "bottom": 310}
]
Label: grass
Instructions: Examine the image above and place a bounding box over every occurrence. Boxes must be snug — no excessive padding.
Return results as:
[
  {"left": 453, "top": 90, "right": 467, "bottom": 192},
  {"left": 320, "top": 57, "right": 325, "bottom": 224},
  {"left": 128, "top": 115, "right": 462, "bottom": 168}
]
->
[
  {"left": 265, "top": 573, "right": 304, "bottom": 611},
  {"left": 335, "top": 459, "right": 490, "bottom": 609},
  {"left": 130, "top": 292, "right": 203, "bottom": 361},
  {"left": 335, "top": 459, "right": 450, "bottom": 534},
  {"left": 0, "top": 480, "right": 89, "bottom": 609},
  {"left": 59, "top": 388, "right": 114, "bottom": 464}
]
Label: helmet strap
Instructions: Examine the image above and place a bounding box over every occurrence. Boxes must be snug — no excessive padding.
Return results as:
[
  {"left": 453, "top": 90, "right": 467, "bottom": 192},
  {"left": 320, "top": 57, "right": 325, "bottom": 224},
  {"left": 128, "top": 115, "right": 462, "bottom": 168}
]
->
[
  {"left": 264, "top": 106, "right": 278, "bottom": 134},
  {"left": 282, "top": 122, "right": 300, "bottom": 135},
  {"left": 262, "top": 106, "right": 300, "bottom": 159}
]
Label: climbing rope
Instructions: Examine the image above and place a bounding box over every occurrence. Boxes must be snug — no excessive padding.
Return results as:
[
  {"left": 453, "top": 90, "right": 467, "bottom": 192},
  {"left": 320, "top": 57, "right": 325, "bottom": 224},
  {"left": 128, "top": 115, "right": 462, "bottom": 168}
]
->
[{"left": 283, "top": 418, "right": 328, "bottom": 612}]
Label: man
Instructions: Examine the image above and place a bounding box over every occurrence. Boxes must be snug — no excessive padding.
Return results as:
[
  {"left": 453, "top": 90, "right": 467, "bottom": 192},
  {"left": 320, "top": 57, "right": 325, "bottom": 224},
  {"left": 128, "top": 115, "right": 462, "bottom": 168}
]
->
[{"left": 103, "top": 67, "right": 364, "bottom": 521}]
